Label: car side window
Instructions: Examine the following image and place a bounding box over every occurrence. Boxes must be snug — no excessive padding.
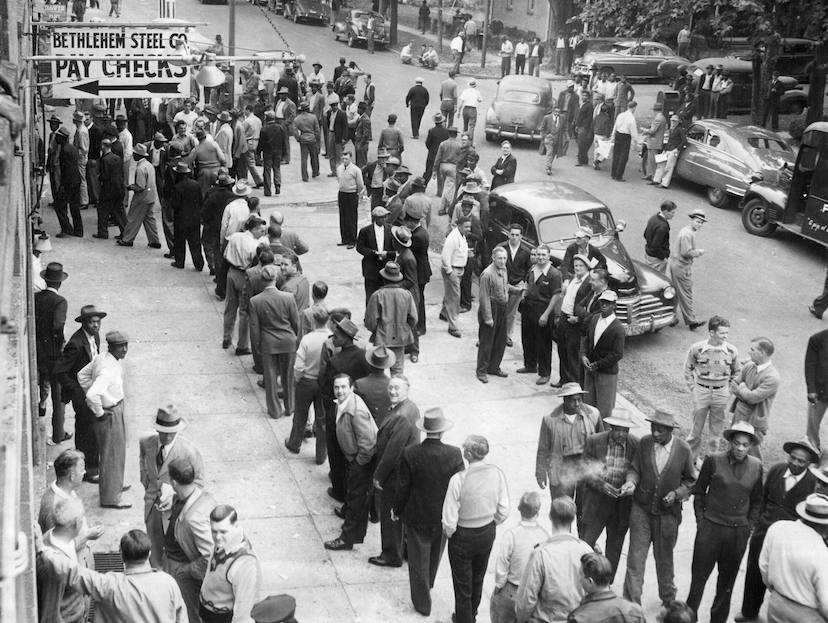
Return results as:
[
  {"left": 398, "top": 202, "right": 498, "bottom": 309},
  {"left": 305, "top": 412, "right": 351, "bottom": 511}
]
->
[
  {"left": 707, "top": 132, "right": 722, "bottom": 150},
  {"left": 648, "top": 47, "right": 664, "bottom": 56},
  {"left": 687, "top": 125, "right": 706, "bottom": 143}
]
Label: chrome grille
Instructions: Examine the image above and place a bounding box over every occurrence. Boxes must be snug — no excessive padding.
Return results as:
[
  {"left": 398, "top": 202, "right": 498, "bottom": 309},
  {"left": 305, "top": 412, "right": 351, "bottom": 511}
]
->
[{"left": 616, "top": 294, "right": 675, "bottom": 333}]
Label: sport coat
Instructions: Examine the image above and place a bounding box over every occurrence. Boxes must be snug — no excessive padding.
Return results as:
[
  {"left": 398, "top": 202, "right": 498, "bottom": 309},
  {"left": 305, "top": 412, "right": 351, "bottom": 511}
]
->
[
  {"left": 490, "top": 154, "right": 516, "bottom": 189},
  {"left": 171, "top": 487, "right": 217, "bottom": 580},
  {"left": 355, "top": 113, "right": 372, "bottom": 147},
  {"left": 356, "top": 223, "right": 395, "bottom": 280},
  {"left": 374, "top": 400, "right": 421, "bottom": 490},
  {"left": 35, "top": 289, "right": 68, "bottom": 364},
  {"left": 497, "top": 241, "right": 532, "bottom": 285},
  {"left": 139, "top": 433, "right": 205, "bottom": 521},
  {"left": 754, "top": 461, "right": 817, "bottom": 538},
  {"left": 99, "top": 151, "right": 125, "bottom": 200},
  {"left": 806, "top": 329, "right": 828, "bottom": 401},
  {"left": 393, "top": 437, "right": 465, "bottom": 528},
  {"left": 580, "top": 431, "right": 639, "bottom": 524},
  {"left": 55, "top": 327, "right": 100, "bottom": 402},
  {"left": 326, "top": 109, "right": 349, "bottom": 143},
  {"left": 365, "top": 284, "right": 418, "bottom": 347},
  {"left": 410, "top": 225, "right": 432, "bottom": 284},
  {"left": 580, "top": 315, "right": 625, "bottom": 375},
  {"left": 355, "top": 372, "right": 392, "bottom": 427},
  {"left": 249, "top": 287, "right": 300, "bottom": 355},
  {"left": 171, "top": 178, "right": 202, "bottom": 228}
]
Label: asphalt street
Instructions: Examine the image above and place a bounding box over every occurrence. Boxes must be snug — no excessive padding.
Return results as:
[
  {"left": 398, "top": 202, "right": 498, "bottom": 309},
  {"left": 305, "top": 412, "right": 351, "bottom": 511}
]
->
[{"left": 34, "top": 0, "right": 828, "bottom": 621}]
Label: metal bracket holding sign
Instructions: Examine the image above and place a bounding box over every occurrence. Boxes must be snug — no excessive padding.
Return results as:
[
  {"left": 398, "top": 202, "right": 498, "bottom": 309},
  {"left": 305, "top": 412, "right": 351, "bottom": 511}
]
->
[{"left": 48, "top": 25, "right": 193, "bottom": 99}]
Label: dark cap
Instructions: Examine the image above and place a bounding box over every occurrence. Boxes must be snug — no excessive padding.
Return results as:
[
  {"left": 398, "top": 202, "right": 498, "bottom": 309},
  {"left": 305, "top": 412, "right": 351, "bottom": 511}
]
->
[{"left": 250, "top": 595, "right": 297, "bottom": 623}]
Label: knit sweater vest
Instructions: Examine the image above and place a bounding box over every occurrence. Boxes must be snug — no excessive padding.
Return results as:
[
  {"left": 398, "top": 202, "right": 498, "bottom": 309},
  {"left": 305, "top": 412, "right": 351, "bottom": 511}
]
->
[
  {"left": 704, "top": 453, "right": 762, "bottom": 526},
  {"left": 457, "top": 464, "right": 502, "bottom": 527}
]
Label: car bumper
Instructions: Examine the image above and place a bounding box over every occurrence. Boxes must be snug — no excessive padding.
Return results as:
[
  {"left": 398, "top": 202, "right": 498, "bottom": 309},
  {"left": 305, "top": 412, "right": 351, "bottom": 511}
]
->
[
  {"left": 616, "top": 293, "right": 676, "bottom": 336},
  {"left": 485, "top": 125, "right": 541, "bottom": 141}
]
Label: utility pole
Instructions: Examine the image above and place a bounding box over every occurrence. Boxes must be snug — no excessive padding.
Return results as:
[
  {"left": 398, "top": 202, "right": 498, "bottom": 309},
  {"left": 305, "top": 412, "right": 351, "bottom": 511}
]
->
[
  {"left": 481, "top": 0, "right": 491, "bottom": 67},
  {"left": 390, "top": 0, "right": 398, "bottom": 45},
  {"left": 437, "top": 0, "right": 442, "bottom": 52},
  {"left": 229, "top": 0, "right": 235, "bottom": 106}
]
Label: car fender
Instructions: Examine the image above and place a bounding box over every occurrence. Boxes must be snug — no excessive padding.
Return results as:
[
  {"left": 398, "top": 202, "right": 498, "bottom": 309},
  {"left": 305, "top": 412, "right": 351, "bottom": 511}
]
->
[
  {"left": 631, "top": 258, "right": 674, "bottom": 295},
  {"left": 780, "top": 89, "right": 807, "bottom": 112},
  {"left": 740, "top": 181, "right": 788, "bottom": 212}
]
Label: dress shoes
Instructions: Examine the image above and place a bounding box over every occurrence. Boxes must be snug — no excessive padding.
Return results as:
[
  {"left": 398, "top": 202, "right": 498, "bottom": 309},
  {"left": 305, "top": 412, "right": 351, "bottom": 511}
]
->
[
  {"left": 327, "top": 487, "right": 344, "bottom": 503},
  {"left": 101, "top": 501, "right": 132, "bottom": 509},
  {"left": 116, "top": 240, "right": 133, "bottom": 247},
  {"left": 164, "top": 253, "right": 175, "bottom": 259},
  {"left": 689, "top": 321, "right": 706, "bottom": 331},
  {"left": 459, "top": 306, "right": 471, "bottom": 313},
  {"left": 56, "top": 232, "right": 70, "bottom": 239},
  {"left": 368, "top": 556, "right": 402, "bottom": 568},
  {"left": 448, "top": 329, "right": 461, "bottom": 338},
  {"left": 170, "top": 262, "right": 184, "bottom": 268},
  {"left": 734, "top": 614, "right": 757, "bottom": 623},
  {"left": 438, "top": 313, "right": 448, "bottom": 321},
  {"left": 324, "top": 538, "right": 353, "bottom": 551},
  {"left": 46, "top": 432, "right": 74, "bottom": 446},
  {"left": 549, "top": 380, "right": 563, "bottom": 388},
  {"left": 284, "top": 439, "right": 300, "bottom": 454},
  {"left": 257, "top": 379, "right": 266, "bottom": 388},
  {"left": 83, "top": 474, "right": 100, "bottom": 484},
  {"left": 336, "top": 242, "right": 349, "bottom": 246},
  {"left": 506, "top": 337, "right": 513, "bottom": 347},
  {"left": 92, "top": 233, "right": 108, "bottom": 239},
  {"left": 333, "top": 506, "right": 346, "bottom": 519},
  {"left": 253, "top": 365, "right": 263, "bottom": 374},
  {"left": 516, "top": 367, "right": 537, "bottom": 374},
  {"left": 209, "top": 268, "right": 216, "bottom": 276},
  {"left": 410, "top": 355, "right": 419, "bottom": 363},
  {"left": 235, "top": 348, "right": 252, "bottom": 356},
  {"left": 536, "top": 376, "right": 550, "bottom": 385},
  {"left": 491, "top": 370, "right": 508, "bottom": 378},
  {"left": 810, "top": 305, "right": 823, "bottom": 319},
  {"left": 222, "top": 339, "right": 231, "bottom": 349},
  {"left": 148, "top": 242, "right": 162, "bottom": 249},
  {"left": 477, "top": 374, "right": 489, "bottom": 384}
]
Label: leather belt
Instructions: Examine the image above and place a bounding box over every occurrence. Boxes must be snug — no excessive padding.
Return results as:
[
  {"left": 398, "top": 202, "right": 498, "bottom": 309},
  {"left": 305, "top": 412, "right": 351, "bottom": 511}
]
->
[{"left": 697, "top": 383, "right": 726, "bottom": 390}]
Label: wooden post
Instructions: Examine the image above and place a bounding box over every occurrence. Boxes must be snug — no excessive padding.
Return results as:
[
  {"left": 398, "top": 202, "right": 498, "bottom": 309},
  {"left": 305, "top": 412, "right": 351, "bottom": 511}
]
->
[
  {"left": 481, "top": 0, "right": 491, "bottom": 67},
  {"left": 437, "top": 0, "right": 442, "bottom": 52},
  {"left": 390, "top": 0, "right": 397, "bottom": 45},
  {"left": 229, "top": 0, "right": 236, "bottom": 106}
]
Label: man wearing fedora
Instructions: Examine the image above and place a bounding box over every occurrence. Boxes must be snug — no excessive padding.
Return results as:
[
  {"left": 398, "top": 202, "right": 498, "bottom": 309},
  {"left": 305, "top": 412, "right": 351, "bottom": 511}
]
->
[
  {"left": 683, "top": 315, "right": 741, "bottom": 462},
  {"left": 620, "top": 408, "right": 695, "bottom": 606},
  {"left": 185, "top": 126, "right": 228, "bottom": 197},
  {"left": 393, "top": 408, "right": 463, "bottom": 615},
  {"left": 391, "top": 226, "right": 419, "bottom": 304},
  {"left": 249, "top": 264, "right": 300, "bottom": 419},
  {"left": 54, "top": 126, "right": 84, "bottom": 238},
  {"left": 354, "top": 345, "right": 395, "bottom": 427},
  {"left": 294, "top": 101, "right": 321, "bottom": 181},
  {"left": 369, "top": 371, "right": 421, "bottom": 568},
  {"left": 46, "top": 114, "right": 62, "bottom": 202},
  {"left": 356, "top": 206, "right": 396, "bottom": 305},
  {"left": 729, "top": 336, "right": 781, "bottom": 459},
  {"left": 354, "top": 101, "right": 372, "bottom": 168},
  {"left": 736, "top": 437, "right": 819, "bottom": 623},
  {"left": 477, "top": 247, "right": 522, "bottom": 383},
  {"left": 320, "top": 318, "right": 371, "bottom": 503},
  {"left": 668, "top": 209, "right": 707, "bottom": 331},
  {"left": 170, "top": 161, "right": 205, "bottom": 271},
  {"left": 35, "top": 262, "right": 70, "bottom": 444},
  {"left": 641, "top": 102, "right": 668, "bottom": 180},
  {"left": 759, "top": 493, "right": 828, "bottom": 621},
  {"left": 222, "top": 215, "right": 268, "bottom": 352},
  {"left": 118, "top": 142, "right": 162, "bottom": 249},
  {"left": 201, "top": 173, "right": 236, "bottom": 278},
  {"left": 258, "top": 111, "right": 284, "bottom": 195},
  {"left": 424, "top": 113, "right": 450, "bottom": 186},
  {"left": 434, "top": 126, "right": 461, "bottom": 210},
  {"left": 686, "top": 421, "right": 763, "bottom": 623},
  {"left": 325, "top": 373, "right": 378, "bottom": 552},
  {"left": 95, "top": 137, "right": 126, "bottom": 239},
  {"left": 365, "top": 261, "right": 418, "bottom": 376},
  {"left": 78, "top": 330, "right": 131, "bottom": 509},
  {"left": 55, "top": 305, "right": 105, "bottom": 476},
  {"left": 72, "top": 109, "right": 90, "bottom": 209},
  {"left": 580, "top": 408, "right": 639, "bottom": 583},
  {"left": 139, "top": 405, "right": 205, "bottom": 569},
  {"left": 536, "top": 382, "right": 603, "bottom": 526}
]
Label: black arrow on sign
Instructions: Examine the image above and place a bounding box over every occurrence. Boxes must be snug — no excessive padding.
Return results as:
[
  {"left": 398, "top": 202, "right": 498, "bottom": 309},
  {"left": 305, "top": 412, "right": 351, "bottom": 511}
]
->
[{"left": 72, "top": 80, "right": 182, "bottom": 96}]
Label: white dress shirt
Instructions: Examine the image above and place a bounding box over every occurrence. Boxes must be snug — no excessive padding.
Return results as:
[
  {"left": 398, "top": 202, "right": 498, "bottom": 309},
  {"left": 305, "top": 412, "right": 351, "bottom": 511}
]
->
[
  {"left": 78, "top": 351, "right": 125, "bottom": 417},
  {"left": 441, "top": 227, "right": 469, "bottom": 272},
  {"left": 593, "top": 312, "right": 616, "bottom": 346},
  {"left": 84, "top": 329, "right": 98, "bottom": 358},
  {"left": 561, "top": 273, "right": 587, "bottom": 315},
  {"left": 654, "top": 436, "right": 674, "bottom": 474},
  {"left": 220, "top": 198, "right": 251, "bottom": 241},
  {"left": 374, "top": 224, "right": 385, "bottom": 254},
  {"left": 612, "top": 109, "right": 640, "bottom": 144}
]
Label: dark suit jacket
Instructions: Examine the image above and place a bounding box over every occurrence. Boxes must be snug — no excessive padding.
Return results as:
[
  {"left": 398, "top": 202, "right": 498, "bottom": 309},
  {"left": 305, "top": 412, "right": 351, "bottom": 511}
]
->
[
  {"left": 581, "top": 431, "right": 639, "bottom": 525},
  {"left": 410, "top": 225, "right": 432, "bottom": 284},
  {"left": 326, "top": 109, "right": 349, "bottom": 144},
  {"left": 320, "top": 344, "right": 370, "bottom": 399},
  {"left": 249, "top": 288, "right": 300, "bottom": 355},
  {"left": 560, "top": 242, "right": 607, "bottom": 281},
  {"left": 497, "top": 242, "right": 532, "bottom": 286},
  {"left": 374, "top": 399, "right": 421, "bottom": 489},
  {"left": 35, "top": 289, "right": 67, "bottom": 364},
  {"left": 490, "top": 154, "right": 516, "bottom": 189},
  {"left": 581, "top": 315, "right": 625, "bottom": 375},
  {"left": 59, "top": 143, "right": 82, "bottom": 191},
  {"left": 99, "top": 151, "right": 125, "bottom": 200},
  {"left": 396, "top": 248, "right": 419, "bottom": 302},
  {"left": 755, "top": 461, "right": 817, "bottom": 537},
  {"left": 806, "top": 329, "right": 828, "bottom": 400},
  {"left": 394, "top": 438, "right": 465, "bottom": 528},
  {"left": 55, "top": 328, "right": 99, "bottom": 402},
  {"left": 171, "top": 178, "right": 203, "bottom": 227},
  {"left": 628, "top": 435, "right": 695, "bottom": 517},
  {"left": 355, "top": 372, "right": 392, "bottom": 426},
  {"left": 356, "top": 223, "right": 395, "bottom": 280}
]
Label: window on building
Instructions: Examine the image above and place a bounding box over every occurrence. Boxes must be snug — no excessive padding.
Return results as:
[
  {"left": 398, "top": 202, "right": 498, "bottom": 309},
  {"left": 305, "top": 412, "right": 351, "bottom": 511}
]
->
[
  {"left": 506, "top": 0, "right": 513, "bottom": 10},
  {"left": 527, "top": 0, "right": 534, "bottom": 13}
]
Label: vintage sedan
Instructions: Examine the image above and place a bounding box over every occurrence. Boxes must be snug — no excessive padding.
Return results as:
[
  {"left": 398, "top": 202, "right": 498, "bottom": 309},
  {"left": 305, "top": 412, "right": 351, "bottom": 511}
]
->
[
  {"left": 485, "top": 181, "right": 677, "bottom": 336},
  {"left": 333, "top": 10, "right": 389, "bottom": 48},
  {"left": 284, "top": 0, "right": 330, "bottom": 23},
  {"left": 574, "top": 41, "right": 689, "bottom": 80},
  {"left": 658, "top": 57, "right": 808, "bottom": 114},
  {"left": 484, "top": 75, "right": 554, "bottom": 143},
  {"left": 672, "top": 119, "right": 795, "bottom": 207}
]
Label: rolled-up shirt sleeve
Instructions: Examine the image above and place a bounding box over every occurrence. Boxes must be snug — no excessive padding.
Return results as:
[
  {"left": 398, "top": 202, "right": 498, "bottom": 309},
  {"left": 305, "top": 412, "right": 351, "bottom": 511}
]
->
[{"left": 441, "top": 472, "right": 462, "bottom": 538}]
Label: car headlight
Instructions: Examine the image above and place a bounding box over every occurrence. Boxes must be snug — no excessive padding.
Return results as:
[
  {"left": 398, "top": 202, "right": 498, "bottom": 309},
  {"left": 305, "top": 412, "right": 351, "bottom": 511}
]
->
[
  {"left": 662, "top": 286, "right": 675, "bottom": 300},
  {"left": 748, "top": 171, "right": 764, "bottom": 183}
]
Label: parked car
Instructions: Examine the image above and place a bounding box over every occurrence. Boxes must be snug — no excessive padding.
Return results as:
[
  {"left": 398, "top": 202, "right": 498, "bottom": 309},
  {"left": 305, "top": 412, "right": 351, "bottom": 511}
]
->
[
  {"left": 672, "top": 119, "right": 795, "bottom": 207},
  {"left": 484, "top": 75, "right": 554, "bottom": 143},
  {"left": 720, "top": 37, "right": 816, "bottom": 82},
  {"left": 333, "top": 10, "right": 389, "bottom": 48},
  {"left": 658, "top": 57, "right": 808, "bottom": 114},
  {"left": 284, "top": 0, "right": 330, "bottom": 23},
  {"left": 485, "top": 181, "right": 677, "bottom": 336},
  {"left": 573, "top": 40, "right": 689, "bottom": 80}
]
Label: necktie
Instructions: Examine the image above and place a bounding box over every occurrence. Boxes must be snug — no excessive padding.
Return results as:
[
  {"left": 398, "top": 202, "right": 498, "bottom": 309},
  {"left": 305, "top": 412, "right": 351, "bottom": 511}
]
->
[
  {"left": 156, "top": 445, "right": 164, "bottom": 471},
  {"left": 785, "top": 473, "right": 797, "bottom": 491}
]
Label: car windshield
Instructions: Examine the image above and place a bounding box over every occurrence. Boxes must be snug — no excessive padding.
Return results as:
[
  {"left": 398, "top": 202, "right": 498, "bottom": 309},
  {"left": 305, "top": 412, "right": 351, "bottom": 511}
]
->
[
  {"left": 537, "top": 210, "right": 615, "bottom": 245},
  {"left": 502, "top": 91, "right": 542, "bottom": 104},
  {"left": 747, "top": 136, "right": 791, "bottom": 153}
]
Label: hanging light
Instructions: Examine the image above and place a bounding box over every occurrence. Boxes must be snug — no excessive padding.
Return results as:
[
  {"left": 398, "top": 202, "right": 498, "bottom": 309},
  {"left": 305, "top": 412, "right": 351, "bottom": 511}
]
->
[
  {"left": 170, "top": 39, "right": 196, "bottom": 67},
  {"left": 196, "top": 53, "right": 226, "bottom": 88}
]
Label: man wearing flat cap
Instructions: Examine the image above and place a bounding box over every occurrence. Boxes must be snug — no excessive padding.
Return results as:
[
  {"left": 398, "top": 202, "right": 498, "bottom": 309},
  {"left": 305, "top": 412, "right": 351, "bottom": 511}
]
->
[
  {"left": 759, "top": 493, "right": 828, "bottom": 621},
  {"left": 252, "top": 594, "right": 297, "bottom": 623},
  {"left": 54, "top": 127, "right": 84, "bottom": 238},
  {"left": 35, "top": 262, "right": 69, "bottom": 444},
  {"left": 620, "top": 408, "right": 695, "bottom": 606},
  {"left": 294, "top": 101, "right": 321, "bottom": 181},
  {"left": 580, "top": 289, "right": 625, "bottom": 421},
  {"left": 393, "top": 408, "right": 464, "bottom": 616},
  {"left": 356, "top": 206, "right": 396, "bottom": 304},
  {"left": 139, "top": 405, "right": 205, "bottom": 569},
  {"left": 581, "top": 409, "right": 639, "bottom": 583},
  {"left": 736, "top": 436, "right": 819, "bottom": 623},
  {"left": 668, "top": 209, "right": 707, "bottom": 330},
  {"left": 424, "top": 113, "right": 450, "bottom": 186},
  {"left": 95, "top": 137, "right": 126, "bottom": 239},
  {"left": 275, "top": 87, "right": 297, "bottom": 164},
  {"left": 686, "top": 421, "right": 763, "bottom": 623},
  {"left": 77, "top": 330, "right": 132, "bottom": 508},
  {"left": 55, "top": 305, "right": 105, "bottom": 478}
]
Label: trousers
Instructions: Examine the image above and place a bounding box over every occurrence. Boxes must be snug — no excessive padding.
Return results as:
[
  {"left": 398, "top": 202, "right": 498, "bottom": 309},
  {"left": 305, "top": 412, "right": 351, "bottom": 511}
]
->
[
  {"left": 173, "top": 223, "right": 204, "bottom": 270},
  {"left": 55, "top": 187, "right": 83, "bottom": 236},
  {"left": 262, "top": 152, "right": 281, "bottom": 194},
  {"left": 611, "top": 131, "right": 632, "bottom": 180},
  {"left": 122, "top": 199, "right": 160, "bottom": 245},
  {"left": 416, "top": 282, "right": 427, "bottom": 334},
  {"left": 161, "top": 200, "right": 175, "bottom": 252},
  {"left": 439, "top": 163, "right": 457, "bottom": 212},
  {"left": 38, "top": 359, "right": 65, "bottom": 440},
  {"left": 338, "top": 191, "right": 359, "bottom": 245},
  {"left": 299, "top": 142, "right": 319, "bottom": 181},
  {"left": 163, "top": 556, "right": 203, "bottom": 623},
  {"left": 807, "top": 398, "right": 828, "bottom": 449},
  {"left": 686, "top": 519, "right": 751, "bottom": 623},
  {"left": 623, "top": 503, "right": 680, "bottom": 604},
  {"left": 462, "top": 108, "right": 477, "bottom": 144},
  {"left": 341, "top": 455, "right": 377, "bottom": 544},
  {"left": 325, "top": 399, "right": 348, "bottom": 501},
  {"left": 653, "top": 148, "right": 679, "bottom": 188},
  {"left": 287, "top": 377, "right": 326, "bottom": 463},
  {"left": 441, "top": 267, "right": 463, "bottom": 332},
  {"left": 263, "top": 352, "right": 294, "bottom": 417},
  {"left": 93, "top": 401, "right": 126, "bottom": 506},
  {"left": 556, "top": 319, "right": 582, "bottom": 383},
  {"left": 686, "top": 384, "right": 729, "bottom": 458},
  {"left": 201, "top": 223, "right": 217, "bottom": 271},
  {"left": 96, "top": 196, "right": 126, "bottom": 237},
  {"left": 223, "top": 266, "right": 250, "bottom": 349},
  {"left": 71, "top": 386, "right": 99, "bottom": 472},
  {"left": 505, "top": 289, "right": 521, "bottom": 339},
  {"left": 645, "top": 254, "right": 668, "bottom": 274},
  {"left": 584, "top": 369, "right": 617, "bottom": 421},
  {"left": 581, "top": 497, "right": 632, "bottom": 583},
  {"left": 767, "top": 591, "right": 826, "bottom": 623},
  {"left": 407, "top": 523, "right": 446, "bottom": 616},
  {"left": 490, "top": 581, "right": 519, "bottom": 623},
  {"left": 813, "top": 268, "right": 828, "bottom": 316},
  {"left": 448, "top": 522, "right": 496, "bottom": 623},
  {"left": 477, "top": 301, "right": 507, "bottom": 376},
  {"left": 668, "top": 260, "right": 697, "bottom": 325},
  {"left": 410, "top": 106, "right": 426, "bottom": 137},
  {"left": 521, "top": 301, "right": 553, "bottom": 378},
  {"left": 378, "top": 486, "right": 405, "bottom": 563},
  {"left": 740, "top": 529, "right": 772, "bottom": 619}
]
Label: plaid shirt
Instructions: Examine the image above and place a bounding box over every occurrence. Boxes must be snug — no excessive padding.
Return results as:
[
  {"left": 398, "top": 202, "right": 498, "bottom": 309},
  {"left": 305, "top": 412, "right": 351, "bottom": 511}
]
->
[{"left": 604, "top": 437, "right": 628, "bottom": 488}]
